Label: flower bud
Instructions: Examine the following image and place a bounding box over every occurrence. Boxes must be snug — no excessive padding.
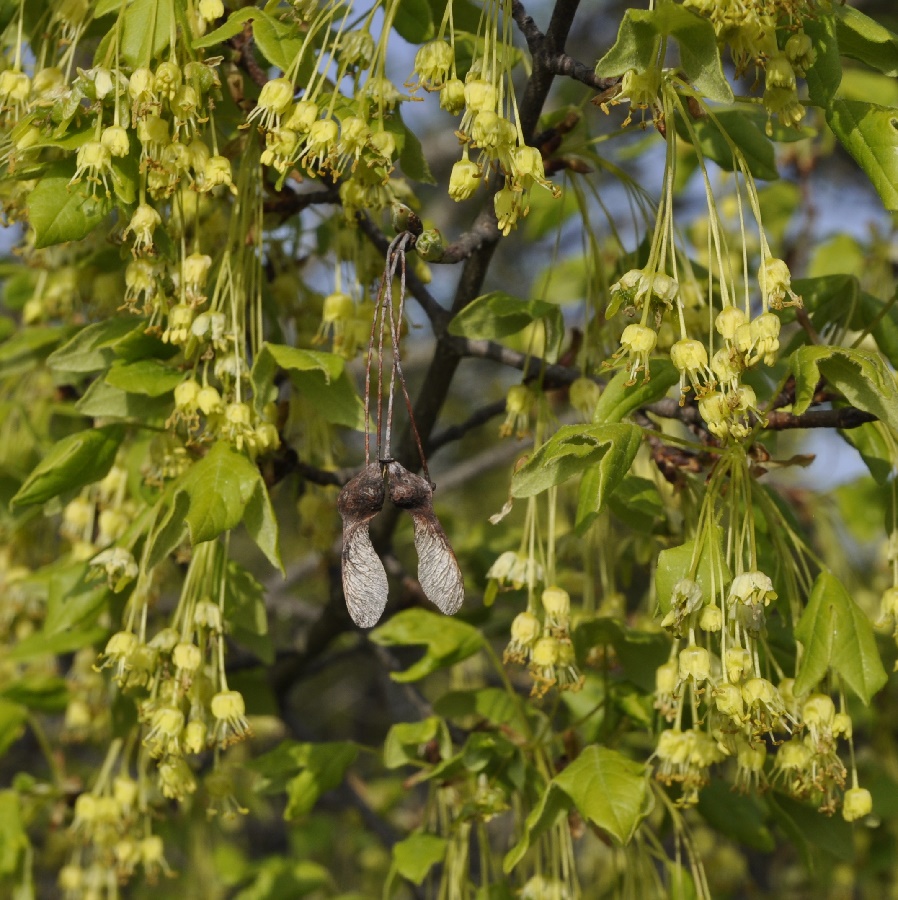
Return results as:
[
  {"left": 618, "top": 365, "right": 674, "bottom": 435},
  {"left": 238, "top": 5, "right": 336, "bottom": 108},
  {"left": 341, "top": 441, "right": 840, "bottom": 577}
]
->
[
  {"left": 715, "top": 306, "right": 747, "bottom": 341},
  {"left": 415, "top": 228, "right": 444, "bottom": 262},
  {"left": 678, "top": 645, "right": 711, "bottom": 682},
  {"left": 843, "top": 787, "right": 873, "bottom": 822},
  {"left": 101, "top": 125, "right": 130, "bottom": 157},
  {"left": 439, "top": 78, "right": 465, "bottom": 114},
  {"left": 510, "top": 611, "right": 541, "bottom": 645}
]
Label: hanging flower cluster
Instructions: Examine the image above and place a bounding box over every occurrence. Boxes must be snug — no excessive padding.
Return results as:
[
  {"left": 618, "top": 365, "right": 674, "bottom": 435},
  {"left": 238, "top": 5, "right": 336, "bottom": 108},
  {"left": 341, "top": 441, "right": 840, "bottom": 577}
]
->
[
  {"left": 682, "top": 0, "right": 819, "bottom": 132},
  {"left": 649, "top": 449, "right": 868, "bottom": 818}
]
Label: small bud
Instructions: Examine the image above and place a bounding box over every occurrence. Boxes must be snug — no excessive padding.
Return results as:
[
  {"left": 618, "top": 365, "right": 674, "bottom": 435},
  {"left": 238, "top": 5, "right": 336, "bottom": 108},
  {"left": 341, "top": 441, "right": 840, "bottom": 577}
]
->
[
  {"left": 842, "top": 787, "right": 873, "bottom": 822},
  {"left": 415, "top": 228, "right": 443, "bottom": 261}
]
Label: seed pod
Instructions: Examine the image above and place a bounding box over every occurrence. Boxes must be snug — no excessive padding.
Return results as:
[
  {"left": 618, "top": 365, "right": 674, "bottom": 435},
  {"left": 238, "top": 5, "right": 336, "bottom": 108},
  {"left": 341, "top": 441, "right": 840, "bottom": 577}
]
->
[
  {"left": 337, "top": 463, "right": 388, "bottom": 627},
  {"left": 386, "top": 461, "right": 464, "bottom": 616}
]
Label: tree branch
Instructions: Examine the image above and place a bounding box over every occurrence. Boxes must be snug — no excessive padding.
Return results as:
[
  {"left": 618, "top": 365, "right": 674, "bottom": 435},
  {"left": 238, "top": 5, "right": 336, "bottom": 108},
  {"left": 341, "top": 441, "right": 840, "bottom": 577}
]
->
[
  {"left": 355, "top": 212, "right": 449, "bottom": 328},
  {"left": 511, "top": 0, "right": 620, "bottom": 91}
]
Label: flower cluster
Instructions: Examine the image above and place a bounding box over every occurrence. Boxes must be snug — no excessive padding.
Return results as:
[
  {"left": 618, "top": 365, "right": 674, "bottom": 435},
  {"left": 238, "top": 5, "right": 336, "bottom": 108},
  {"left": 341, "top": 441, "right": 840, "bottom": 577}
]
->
[
  {"left": 683, "top": 0, "right": 818, "bottom": 132},
  {"left": 503, "top": 586, "right": 585, "bottom": 697},
  {"left": 653, "top": 445, "right": 869, "bottom": 820},
  {"left": 93, "top": 542, "right": 253, "bottom": 806}
]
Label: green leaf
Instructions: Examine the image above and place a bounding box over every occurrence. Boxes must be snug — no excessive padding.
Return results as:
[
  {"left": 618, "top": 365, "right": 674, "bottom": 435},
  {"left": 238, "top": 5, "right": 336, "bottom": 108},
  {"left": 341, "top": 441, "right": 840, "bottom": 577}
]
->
[
  {"left": 0, "top": 700, "right": 27, "bottom": 758},
  {"left": 252, "top": 10, "right": 306, "bottom": 73},
  {"left": 74, "top": 379, "right": 173, "bottom": 422},
  {"left": 511, "top": 423, "right": 641, "bottom": 499},
  {"left": 176, "top": 442, "right": 263, "bottom": 545},
  {"left": 839, "top": 422, "right": 893, "bottom": 485},
  {"left": 608, "top": 475, "right": 665, "bottom": 532},
  {"left": 44, "top": 564, "right": 110, "bottom": 637},
  {"left": 399, "top": 113, "right": 435, "bottom": 184},
  {"left": 192, "top": 6, "right": 256, "bottom": 50},
  {"left": 575, "top": 618, "right": 670, "bottom": 694},
  {"left": 434, "top": 687, "right": 527, "bottom": 732},
  {"left": 292, "top": 367, "right": 367, "bottom": 431},
  {"left": 655, "top": 528, "right": 729, "bottom": 616},
  {"left": 770, "top": 793, "right": 854, "bottom": 862},
  {"left": 574, "top": 425, "right": 643, "bottom": 531},
  {"left": 251, "top": 342, "right": 343, "bottom": 413},
  {"left": 391, "top": 833, "right": 447, "bottom": 885},
  {"left": 393, "top": 0, "right": 434, "bottom": 43},
  {"left": 121, "top": 0, "right": 174, "bottom": 67},
  {"left": 593, "top": 359, "right": 679, "bottom": 423},
  {"left": 826, "top": 100, "right": 898, "bottom": 211},
  {"left": 795, "top": 571, "right": 887, "bottom": 704},
  {"left": 27, "top": 161, "right": 112, "bottom": 249},
  {"left": 146, "top": 487, "right": 190, "bottom": 569},
  {"left": 224, "top": 561, "right": 273, "bottom": 664},
  {"left": 284, "top": 743, "right": 359, "bottom": 820},
  {"left": 595, "top": 6, "right": 732, "bottom": 103},
  {"left": 11, "top": 425, "right": 124, "bottom": 509},
  {"left": 834, "top": 5, "right": 898, "bottom": 78},
  {"left": 8, "top": 627, "right": 105, "bottom": 661},
  {"left": 47, "top": 318, "right": 140, "bottom": 375},
  {"left": 791, "top": 345, "right": 898, "bottom": 431},
  {"left": 448, "top": 290, "right": 564, "bottom": 356},
  {"left": 1, "top": 675, "right": 68, "bottom": 713},
  {"left": 369, "top": 609, "right": 485, "bottom": 682},
  {"left": 250, "top": 740, "right": 358, "bottom": 819},
  {"left": 0, "top": 791, "right": 28, "bottom": 876},
  {"left": 105, "top": 359, "right": 182, "bottom": 396},
  {"left": 677, "top": 110, "right": 778, "bottom": 181},
  {"left": 383, "top": 716, "right": 453, "bottom": 768},
  {"left": 804, "top": 14, "right": 842, "bottom": 107},
  {"left": 0, "top": 325, "right": 69, "bottom": 378},
  {"left": 555, "top": 746, "right": 651, "bottom": 845},
  {"left": 244, "top": 478, "right": 284, "bottom": 574}
]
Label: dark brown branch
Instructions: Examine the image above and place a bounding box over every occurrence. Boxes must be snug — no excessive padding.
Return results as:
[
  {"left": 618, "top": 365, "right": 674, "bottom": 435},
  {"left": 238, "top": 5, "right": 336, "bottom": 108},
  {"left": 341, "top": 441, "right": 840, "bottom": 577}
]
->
[
  {"left": 231, "top": 24, "right": 268, "bottom": 88},
  {"left": 429, "top": 399, "right": 507, "bottom": 453},
  {"left": 355, "top": 212, "right": 449, "bottom": 327},
  {"left": 511, "top": 0, "right": 620, "bottom": 91},
  {"left": 764, "top": 407, "right": 877, "bottom": 430},
  {"left": 448, "top": 334, "right": 579, "bottom": 386}
]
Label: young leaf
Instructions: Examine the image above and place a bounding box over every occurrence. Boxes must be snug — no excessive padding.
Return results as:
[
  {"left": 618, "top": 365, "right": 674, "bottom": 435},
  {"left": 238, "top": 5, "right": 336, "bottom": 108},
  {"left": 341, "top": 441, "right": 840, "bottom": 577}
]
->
[
  {"left": 827, "top": 100, "right": 898, "bottom": 211},
  {"left": 391, "top": 833, "right": 448, "bottom": 885},
  {"left": 27, "top": 162, "right": 112, "bottom": 249},
  {"left": 593, "top": 359, "right": 678, "bottom": 424},
  {"left": 284, "top": 742, "right": 359, "bottom": 819},
  {"left": 448, "top": 290, "right": 565, "bottom": 355},
  {"left": 191, "top": 6, "right": 255, "bottom": 50},
  {"left": 676, "top": 110, "right": 778, "bottom": 181},
  {"left": 105, "top": 359, "right": 183, "bottom": 397},
  {"left": 791, "top": 345, "right": 898, "bottom": 431},
  {"left": 804, "top": 14, "right": 842, "bottom": 107},
  {"left": 554, "top": 746, "right": 651, "bottom": 845},
  {"left": 574, "top": 425, "right": 643, "bottom": 531},
  {"left": 511, "top": 423, "right": 641, "bottom": 499},
  {"left": 383, "top": 716, "right": 453, "bottom": 768},
  {"left": 655, "top": 528, "right": 730, "bottom": 615},
  {"left": 175, "top": 442, "right": 263, "bottom": 545},
  {"left": 369, "top": 609, "right": 484, "bottom": 682},
  {"left": 392, "top": 0, "right": 435, "bottom": 43},
  {"left": 11, "top": 425, "right": 124, "bottom": 509},
  {"left": 47, "top": 318, "right": 139, "bottom": 375},
  {"left": 595, "top": 6, "right": 732, "bottom": 103},
  {"left": 834, "top": 5, "right": 898, "bottom": 77},
  {"left": 121, "top": 0, "right": 174, "bottom": 67},
  {"left": 795, "top": 571, "right": 887, "bottom": 704}
]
